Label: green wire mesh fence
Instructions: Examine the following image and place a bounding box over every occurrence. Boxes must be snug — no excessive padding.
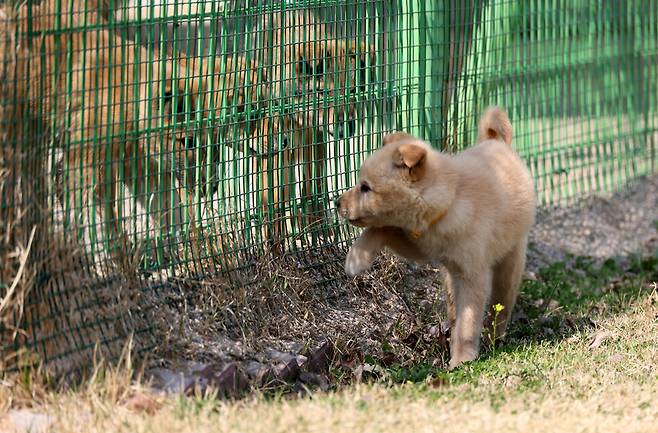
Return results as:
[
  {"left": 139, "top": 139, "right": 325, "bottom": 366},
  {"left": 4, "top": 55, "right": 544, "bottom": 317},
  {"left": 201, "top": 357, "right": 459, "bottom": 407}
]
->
[{"left": 0, "top": 0, "right": 655, "bottom": 374}]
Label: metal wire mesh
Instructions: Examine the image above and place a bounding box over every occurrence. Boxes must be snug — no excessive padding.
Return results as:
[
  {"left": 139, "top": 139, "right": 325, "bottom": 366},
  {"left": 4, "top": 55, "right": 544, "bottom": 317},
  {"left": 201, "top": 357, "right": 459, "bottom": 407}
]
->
[{"left": 0, "top": 0, "right": 655, "bottom": 373}]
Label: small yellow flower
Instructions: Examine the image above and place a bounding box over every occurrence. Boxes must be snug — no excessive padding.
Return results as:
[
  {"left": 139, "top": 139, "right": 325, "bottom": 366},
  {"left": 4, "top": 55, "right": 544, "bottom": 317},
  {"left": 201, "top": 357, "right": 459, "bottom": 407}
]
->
[{"left": 493, "top": 303, "right": 505, "bottom": 313}]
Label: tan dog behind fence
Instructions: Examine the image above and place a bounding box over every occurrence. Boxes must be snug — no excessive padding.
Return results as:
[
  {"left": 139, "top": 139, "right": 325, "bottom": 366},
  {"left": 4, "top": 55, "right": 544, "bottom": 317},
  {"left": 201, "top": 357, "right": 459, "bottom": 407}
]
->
[
  {"left": 337, "top": 107, "right": 536, "bottom": 368},
  {"left": 98, "top": 3, "right": 377, "bottom": 250},
  {"left": 96, "top": 3, "right": 378, "bottom": 250},
  {"left": 252, "top": 8, "right": 377, "bottom": 246},
  {"left": 0, "top": 0, "right": 266, "bottom": 268}
]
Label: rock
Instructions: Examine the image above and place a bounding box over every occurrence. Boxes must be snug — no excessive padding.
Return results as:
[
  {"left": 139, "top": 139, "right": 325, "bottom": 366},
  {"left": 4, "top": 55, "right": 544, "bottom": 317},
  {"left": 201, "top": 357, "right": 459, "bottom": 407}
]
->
[
  {"left": 245, "top": 361, "right": 267, "bottom": 378},
  {"left": 186, "top": 362, "right": 250, "bottom": 398},
  {"left": 353, "top": 363, "right": 384, "bottom": 383},
  {"left": 419, "top": 299, "right": 433, "bottom": 314},
  {"left": 523, "top": 270, "right": 537, "bottom": 281},
  {"left": 124, "top": 391, "right": 162, "bottom": 414},
  {"left": 148, "top": 368, "right": 194, "bottom": 394},
  {"left": 6, "top": 409, "right": 53, "bottom": 433},
  {"left": 298, "top": 371, "right": 331, "bottom": 391},
  {"left": 214, "top": 363, "right": 250, "bottom": 398},
  {"left": 295, "top": 354, "right": 308, "bottom": 366},
  {"left": 303, "top": 340, "right": 334, "bottom": 374},
  {"left": 428, "top": 324, "right": 442, "bottom": 338},
  {"left": 245, "top": 361, "right": 275, "bottom": 387},
  {"left": 273, "top": 357, "right": 300, "bottom": 383},
  {"left": 264, "top": 348, "right": 297, "bottom": 364}
]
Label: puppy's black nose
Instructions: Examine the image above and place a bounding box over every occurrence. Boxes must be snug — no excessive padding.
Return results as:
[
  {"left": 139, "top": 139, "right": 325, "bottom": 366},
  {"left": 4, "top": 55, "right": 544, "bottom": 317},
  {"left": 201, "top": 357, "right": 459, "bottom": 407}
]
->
[
  {"left": 334, "top": 124, "right": 345, "bottom": 139},
  {"left": 334, "top": 119, "right": 357, "bottom": 139},
  {"left": 335, "top": 197, "right": 342, "bottom": 209},
  {"left": 208, "top": 179, "right": 219, "bottom": 197},
  {"left": 184, "top": 135, "right": 197, "bottom": 149}
]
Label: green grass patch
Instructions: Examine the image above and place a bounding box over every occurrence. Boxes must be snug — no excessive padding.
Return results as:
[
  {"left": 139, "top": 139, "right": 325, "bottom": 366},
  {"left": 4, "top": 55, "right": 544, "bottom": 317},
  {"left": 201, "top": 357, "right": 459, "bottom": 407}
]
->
[{"left": 373, "top": 249, "right": 657, "bottom": 391}]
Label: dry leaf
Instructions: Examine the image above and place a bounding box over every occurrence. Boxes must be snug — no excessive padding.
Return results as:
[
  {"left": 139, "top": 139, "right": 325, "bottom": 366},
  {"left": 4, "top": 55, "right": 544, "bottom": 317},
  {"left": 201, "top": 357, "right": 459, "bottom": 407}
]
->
[
  {"left": 589, "top": 330, "right": 612, "bottom": 350},
  {"left": 429, "top": 377, "right": 446, "bottom": 388},
  {"left": 608, "top": 353, "right": 624, "bottom": 363},
  {"left": 504, "top": 375, "right": 523, "bottom": 388},
  {"left": 124, "top": 392, "right": 162, "bottom": 415}
]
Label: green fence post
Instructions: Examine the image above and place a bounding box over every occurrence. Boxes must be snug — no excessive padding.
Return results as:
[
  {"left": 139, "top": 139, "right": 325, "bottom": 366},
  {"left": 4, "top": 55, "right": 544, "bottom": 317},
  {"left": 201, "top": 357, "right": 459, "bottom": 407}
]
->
[{"left": 397, "top": 0, "right": 446, "bottom": 145}]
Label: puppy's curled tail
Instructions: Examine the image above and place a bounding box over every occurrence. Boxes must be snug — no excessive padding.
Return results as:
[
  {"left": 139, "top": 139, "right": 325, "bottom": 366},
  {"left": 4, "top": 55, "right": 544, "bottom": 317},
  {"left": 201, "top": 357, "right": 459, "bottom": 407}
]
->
[{"left": 477, "top": 106, "right": 512, "bottom": 145}]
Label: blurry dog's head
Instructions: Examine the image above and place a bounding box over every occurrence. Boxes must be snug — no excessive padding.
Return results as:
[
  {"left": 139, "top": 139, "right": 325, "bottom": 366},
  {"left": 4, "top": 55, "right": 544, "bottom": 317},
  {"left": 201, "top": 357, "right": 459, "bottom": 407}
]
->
[
  {"left": 336, "top": 132, "right": 457, "bottom": 232},
  {"left": 155, "top": 56, "right": 267, "bottom": 197}
]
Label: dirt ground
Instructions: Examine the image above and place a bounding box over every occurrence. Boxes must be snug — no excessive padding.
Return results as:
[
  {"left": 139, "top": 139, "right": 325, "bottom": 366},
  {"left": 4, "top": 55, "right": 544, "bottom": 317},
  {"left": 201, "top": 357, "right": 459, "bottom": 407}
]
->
[{"left": 528, "top": 175, "right": 657, "bottom": 270}]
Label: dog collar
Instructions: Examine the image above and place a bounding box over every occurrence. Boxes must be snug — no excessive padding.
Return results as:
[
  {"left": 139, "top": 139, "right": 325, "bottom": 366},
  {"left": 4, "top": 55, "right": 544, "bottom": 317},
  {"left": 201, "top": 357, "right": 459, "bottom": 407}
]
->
[{"left": 409, "top": 209, "right": 447, "bottom": 240}]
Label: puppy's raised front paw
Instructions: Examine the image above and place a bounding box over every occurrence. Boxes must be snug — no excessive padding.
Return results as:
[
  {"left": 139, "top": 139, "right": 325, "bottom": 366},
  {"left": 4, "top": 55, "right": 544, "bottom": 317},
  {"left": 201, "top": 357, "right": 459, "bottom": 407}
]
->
[{"left": 344, "top": 247, "right": 375, "bottom": 277}]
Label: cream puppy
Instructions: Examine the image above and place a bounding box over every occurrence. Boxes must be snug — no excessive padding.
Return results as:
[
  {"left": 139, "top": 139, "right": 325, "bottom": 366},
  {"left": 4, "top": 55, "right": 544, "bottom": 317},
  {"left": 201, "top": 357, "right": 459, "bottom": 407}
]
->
[{"left": 337, "top": 107, "right": 536, "bottom": 368}]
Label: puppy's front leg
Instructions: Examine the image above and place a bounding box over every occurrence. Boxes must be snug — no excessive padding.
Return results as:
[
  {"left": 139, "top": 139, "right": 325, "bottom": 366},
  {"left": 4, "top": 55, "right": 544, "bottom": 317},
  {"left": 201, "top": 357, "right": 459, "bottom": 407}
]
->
[
  {"left": 448, "top": 267, "right": 492, "bottom": 369},
  {"left": 345, "top": 227, "right": 386, "bottom": 276},
  {"left": 345, "top": 227, "right": 425, "bottom": 276}
]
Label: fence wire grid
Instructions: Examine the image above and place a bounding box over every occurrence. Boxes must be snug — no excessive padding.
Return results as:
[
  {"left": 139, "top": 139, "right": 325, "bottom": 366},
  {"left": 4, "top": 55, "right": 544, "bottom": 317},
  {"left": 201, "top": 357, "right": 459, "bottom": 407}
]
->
[{"left": 0, "top": 0, "right": 656, "bottom": 373}]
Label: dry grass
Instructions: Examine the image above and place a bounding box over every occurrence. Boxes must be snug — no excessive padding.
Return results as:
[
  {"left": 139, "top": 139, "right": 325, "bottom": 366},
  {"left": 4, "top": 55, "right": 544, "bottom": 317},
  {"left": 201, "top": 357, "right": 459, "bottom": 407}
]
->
[
  {"left": 1, "top": 285, "right": 656, "bottom": 433},
  {"left": 154, "top": 245, "right": 438, "bottom": 363},
  {"left": 0, "top": 143, "right": 158, "bottom": 375},
  {"left": 0, "top": 142, "right": 39, "bottom": 372}
]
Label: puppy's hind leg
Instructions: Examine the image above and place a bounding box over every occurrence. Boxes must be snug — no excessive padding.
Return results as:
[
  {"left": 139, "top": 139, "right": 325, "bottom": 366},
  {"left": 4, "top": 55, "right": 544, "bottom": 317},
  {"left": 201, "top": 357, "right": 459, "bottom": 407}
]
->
[
  {"left": 442, "top": 270, "right": 457, "bottom": 329},
  {"left": 484, "top": 237, "right": 528, "bottom": 346},
  {"left": 447, "top": 265, "right": 492, "bottom": 369}
]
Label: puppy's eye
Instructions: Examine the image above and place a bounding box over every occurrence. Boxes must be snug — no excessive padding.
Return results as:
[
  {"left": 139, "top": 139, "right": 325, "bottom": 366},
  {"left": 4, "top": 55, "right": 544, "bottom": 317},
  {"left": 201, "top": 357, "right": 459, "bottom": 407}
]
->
[
  {"left": 164, "top": 90, "right": 173, "bottom": 105},
  {"left": 299, "top": 59, "right": 313, "bottom": 76},
  {"left": 313, "top": 59, "right": 324, "bottom": 76},
  {"left": 360, "top": 183, "right": 371, "bottom": 193},
  {"left": 184, "top": 135, "right": 196, "bottom": 149},
  {"left": 164, "top": 90, "right": 188, "bottom": 121},
  {"left": 300, "top": 58, "right": 324, "bottom": 76}
]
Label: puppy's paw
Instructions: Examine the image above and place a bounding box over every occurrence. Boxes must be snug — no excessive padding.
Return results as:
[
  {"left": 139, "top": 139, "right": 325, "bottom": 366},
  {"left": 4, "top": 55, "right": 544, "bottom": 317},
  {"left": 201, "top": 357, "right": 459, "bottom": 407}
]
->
[
  {"left": 448, "top": 348, "right": 478, "bottom": 370},
  {"left": 344, "top": 246, "right": 375, "bottom": 276},
  {"left": 447, "top": 357, "right": 464, "bottom": 371}
]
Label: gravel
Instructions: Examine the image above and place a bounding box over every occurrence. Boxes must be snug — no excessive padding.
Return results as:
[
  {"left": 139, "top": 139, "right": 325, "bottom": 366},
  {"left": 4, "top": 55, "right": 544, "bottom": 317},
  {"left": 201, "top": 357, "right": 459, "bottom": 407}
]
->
[{"left": 528, "top": 175, "right": 657, "bottom": 271}]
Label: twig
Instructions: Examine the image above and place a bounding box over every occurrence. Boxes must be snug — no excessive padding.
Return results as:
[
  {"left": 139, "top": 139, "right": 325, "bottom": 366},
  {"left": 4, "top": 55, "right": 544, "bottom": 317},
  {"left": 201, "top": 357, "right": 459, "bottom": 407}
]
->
[{"left": 0, "top": 225, "right": 36, "bottom": 316}]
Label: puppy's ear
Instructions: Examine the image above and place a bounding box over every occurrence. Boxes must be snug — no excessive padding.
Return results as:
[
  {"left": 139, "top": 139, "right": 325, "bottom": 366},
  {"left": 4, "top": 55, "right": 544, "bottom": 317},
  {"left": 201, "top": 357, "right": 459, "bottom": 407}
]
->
[
  {"left": 382, "top": 131, "right": 414, "bottom": 146},
  {"left": 397, "top": 143, "right": 426, "bottom": 168},
  {"left": 394, "top": 143, "right": 426, "bottom": 181}
]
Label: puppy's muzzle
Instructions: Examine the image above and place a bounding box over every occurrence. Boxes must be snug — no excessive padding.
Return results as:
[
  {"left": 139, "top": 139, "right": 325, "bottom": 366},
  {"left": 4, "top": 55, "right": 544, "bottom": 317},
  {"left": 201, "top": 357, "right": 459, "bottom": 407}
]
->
[
  {"left": 204, "top": 174, "right": 220, "bottom": 197},
  {"left": 336, "top": 192, "right": 360, "bottom": 225}
]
